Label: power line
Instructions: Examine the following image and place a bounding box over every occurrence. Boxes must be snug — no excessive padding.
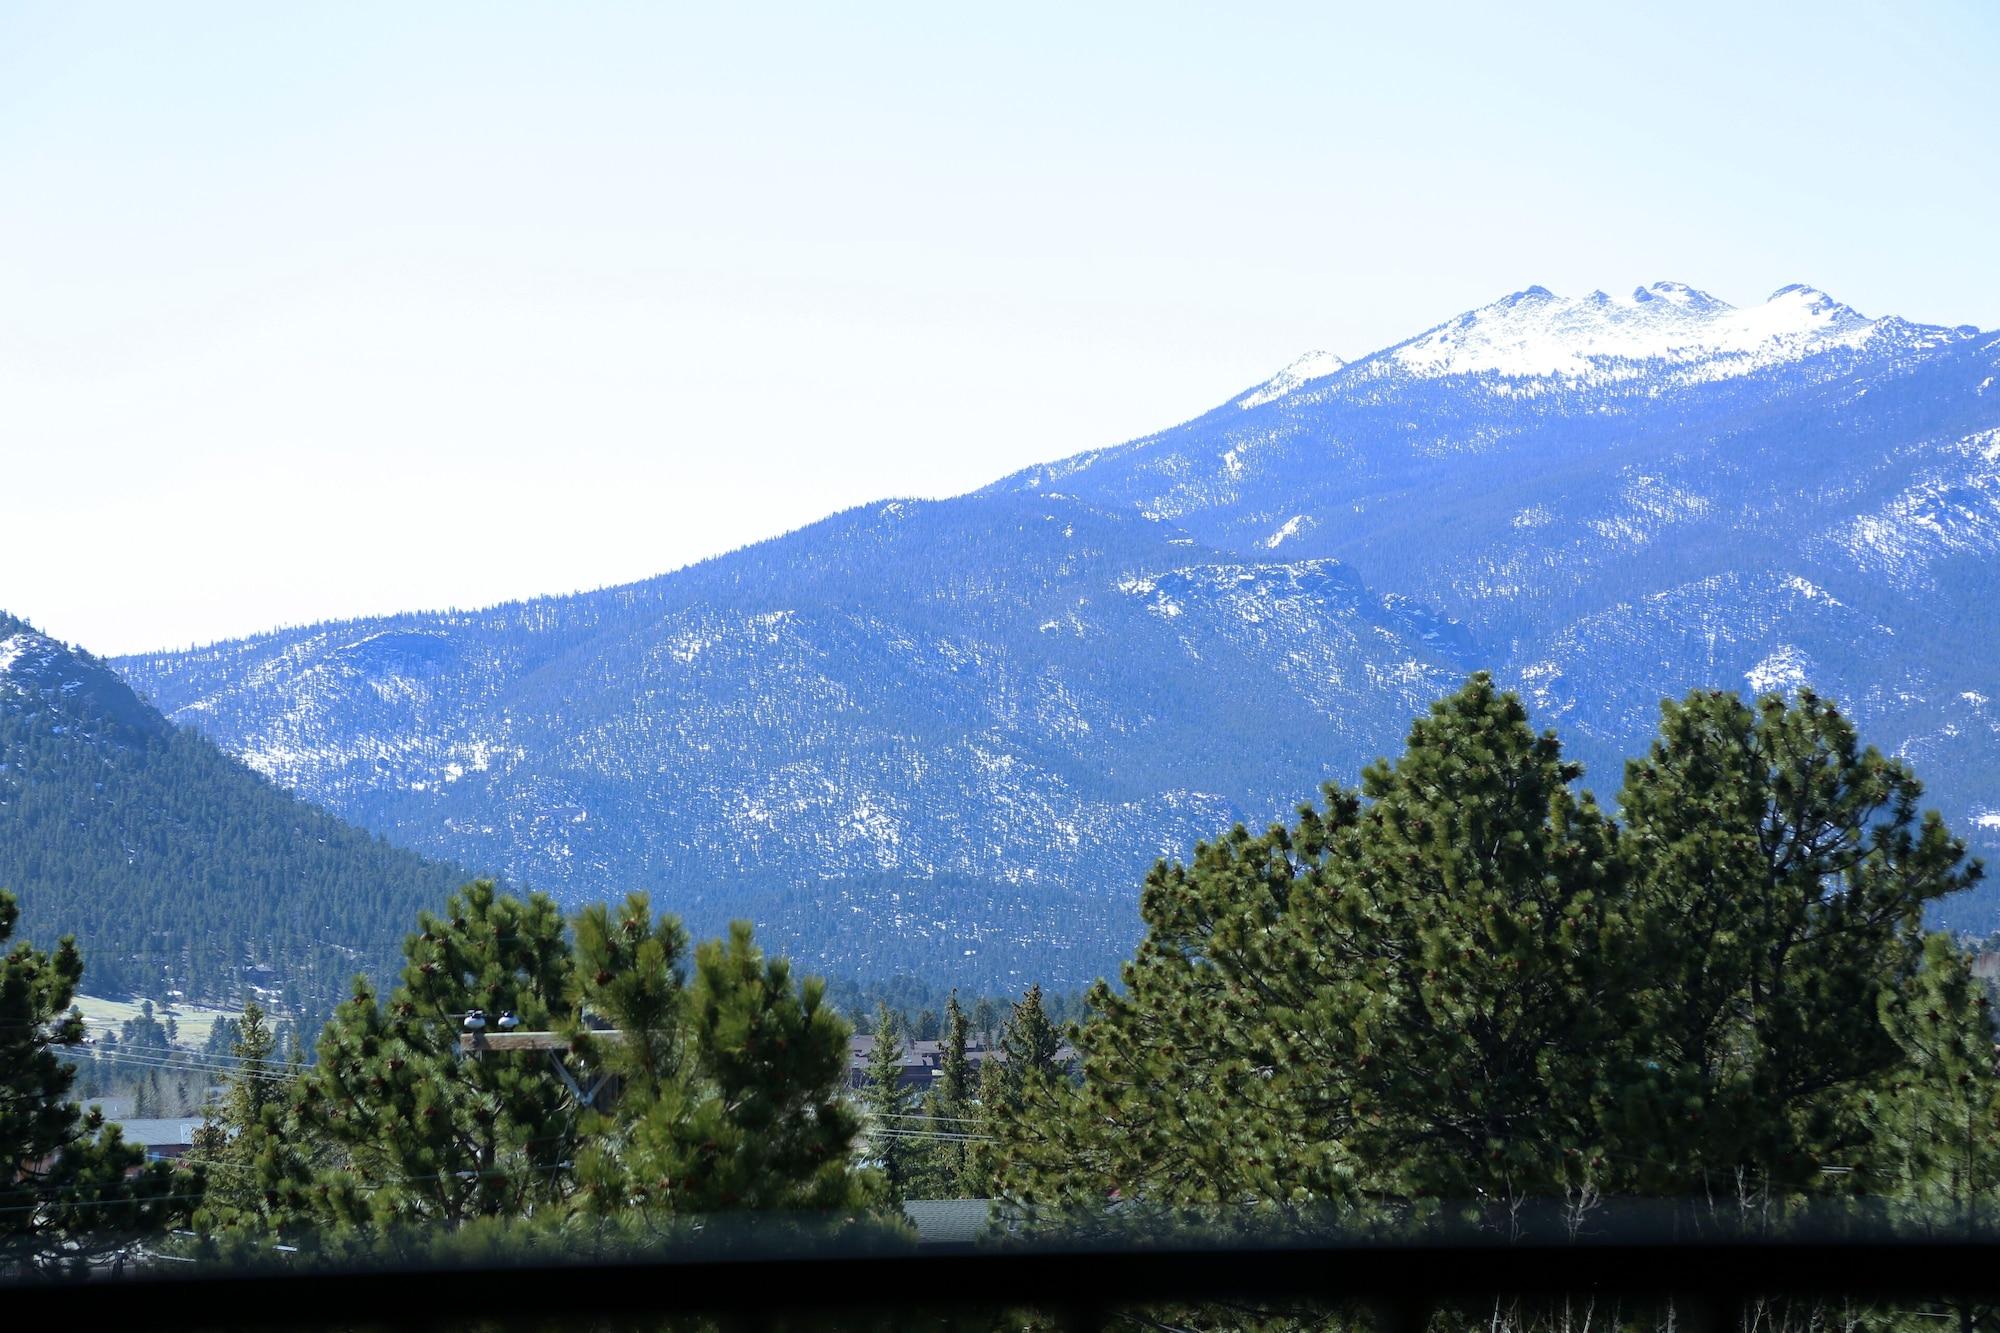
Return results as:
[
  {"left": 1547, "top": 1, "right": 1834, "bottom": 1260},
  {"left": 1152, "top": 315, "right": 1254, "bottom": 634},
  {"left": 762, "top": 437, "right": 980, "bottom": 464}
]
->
[
  {"left": 75, "top": 1050, "right": 300, "bottom": 1086},
  {"left": 83, "top": 1045, "right": 302, "bottom": 1075}
]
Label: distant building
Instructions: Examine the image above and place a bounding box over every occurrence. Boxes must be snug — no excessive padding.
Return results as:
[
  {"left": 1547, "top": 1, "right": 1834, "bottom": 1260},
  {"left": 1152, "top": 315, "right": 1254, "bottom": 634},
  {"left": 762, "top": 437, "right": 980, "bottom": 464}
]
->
[
  {"left": 845, "top": 1035, "right": 1074, "bottom": 1090},
  {"left": 111, "top": 1118, "right": 206, "bottom": 1161},
  {"left": 902, "top": 1198, "right": 997, "bottom": 1245}
]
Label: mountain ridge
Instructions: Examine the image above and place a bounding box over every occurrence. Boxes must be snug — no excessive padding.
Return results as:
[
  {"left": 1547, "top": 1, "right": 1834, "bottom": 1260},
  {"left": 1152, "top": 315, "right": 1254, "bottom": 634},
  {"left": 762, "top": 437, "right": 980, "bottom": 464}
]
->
[
  {"left": 109, "top": 282, "right": 2000, "bottom": 984},
  {"left": 1, "top": 610, "right": 471, "bottom": 1009}
]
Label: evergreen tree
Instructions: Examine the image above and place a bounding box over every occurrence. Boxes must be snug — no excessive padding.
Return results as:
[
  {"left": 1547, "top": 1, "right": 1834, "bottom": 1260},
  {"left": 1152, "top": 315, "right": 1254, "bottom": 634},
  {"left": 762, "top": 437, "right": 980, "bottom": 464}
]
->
[
  {"left": 997, "top": 676, "right": 1627, "bottom": 1222},
  {"left": 565, "top": 889, "right": 692, "bottom": 1219},
  {"left": 294, "top": 881, "right": 577, "bottom": 1230},
  {"left": 990, "top": 676, "right": 1993, "bottom": 1235},
  {"left": 1327, "top": 678, "right": 1624, "bottom": 1209},
  {"left": 912, "top": 990, "right": 976, "bottom": 1198},
  {"left": 190, "top": 1001, "right": 303, "bottom": 1234},
  {"left": 569, "top": 890, "right": 693, "bottom": 1101},
  {"left": 1864, "top": 935, "right": 2000, "bottom": 1225},
  {"left": 571, "top": 915, "right": 879, "bottom": 1223},
  {"left": 966, "top": 1057, "right": 1012, "bottom": 1199},
  {"left": 999, "top": 984, "right": 1064, "bottom": 1101},
  {"left": 940, "top": 992, "right": 973, "bottom": 1108},
  {"left": 203, "top": 1016, "right": 244, "bottom": 1059},
  {"left": 0, "top": 889, "right": 190, "bottom": 1274},
  {"left": 122, "top": 1000, "right": 170, "bottom": 1052},
  {"left": 863, "top": 1004, "right": 917, "bottom": 1202},
  {"left": 1612, "top": 688, "right": 1983, "bottom": 1200}
]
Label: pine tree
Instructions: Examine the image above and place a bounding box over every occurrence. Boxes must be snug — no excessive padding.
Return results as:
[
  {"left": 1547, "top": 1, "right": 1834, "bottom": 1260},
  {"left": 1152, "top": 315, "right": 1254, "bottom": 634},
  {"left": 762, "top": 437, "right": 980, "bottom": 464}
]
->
[
  {"left": 996, "top": 782, "right": 1366, "bottom": 1221},
  {"left": 913, "top": 990, "right": 976, "bottom": 1198},
  {"left": 571, "top": 915, "right": 879, "bottom": 1222},
  {"left": 1612, "top": 688, "right": 1983, "bottom": 1201},
  {"left": 1864, "top": 935, "right": 2000, "bottom": 1225},
  {"left": 1000, "top": 676, "right": 1627, "bottom": 1223},
  {"left": 940, "top": 992, "right": 973, "bottom": 1109},
  {"left": 565, "top": 890, "right": 694, "bottom": 1219},
  {"left": 0, "top": 889, "right": 191, "bottom": 1274},
  {"left": 569, "top": 891, "right": 691, "bottom": 1101},
  {"left": 863, "top": 1004, "right": 917, "bottom": 1202},
  {"left": 1000, "top": 985, "right": 1064, "bottom": 1100},
  {"left": 190, "top": 1001, "right": 309, "bottom": 1235},
  {"left": 122, "top": 1000, "right": 169, "bottom": 1051},
  {"left": 966, "top": 1057, "right": 1011, "bottom": 1199},
  {"left": 294, "top": 880, "right": 577, "bottom": 1230}
]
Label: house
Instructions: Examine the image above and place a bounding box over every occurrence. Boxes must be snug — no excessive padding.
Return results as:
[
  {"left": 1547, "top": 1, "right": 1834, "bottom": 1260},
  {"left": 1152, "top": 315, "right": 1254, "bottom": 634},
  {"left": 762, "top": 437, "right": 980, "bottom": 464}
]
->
[
  {"left": 845, "top": 1035, "right": 1075, "bottom": 1090},
  {"left": 110, "top": 1118, "right": 206, "bottom": 1162}
]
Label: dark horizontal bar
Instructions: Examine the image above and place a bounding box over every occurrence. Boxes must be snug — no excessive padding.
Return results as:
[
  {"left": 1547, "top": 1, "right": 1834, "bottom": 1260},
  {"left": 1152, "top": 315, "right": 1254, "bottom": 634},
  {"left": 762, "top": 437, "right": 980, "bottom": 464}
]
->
[{"left": 13, "top": 1238, "right": 2000, "bottom": 1329}]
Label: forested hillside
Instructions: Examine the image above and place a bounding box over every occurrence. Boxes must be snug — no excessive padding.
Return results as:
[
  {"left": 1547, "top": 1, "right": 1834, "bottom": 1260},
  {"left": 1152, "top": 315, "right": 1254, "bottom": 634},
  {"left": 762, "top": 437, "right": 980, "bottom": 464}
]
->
[
  {"left": 116, "top": 282, "right": 2000, "bottom": 987},
  {"left": 0, "top": 612, "right": 468, "bottom": 1008},
  {"left": 994, "top": 283, "right": 2000, "bottom": 912},
  {"left": 114, "top": 496, "right": 1468, "bottom": 987}
]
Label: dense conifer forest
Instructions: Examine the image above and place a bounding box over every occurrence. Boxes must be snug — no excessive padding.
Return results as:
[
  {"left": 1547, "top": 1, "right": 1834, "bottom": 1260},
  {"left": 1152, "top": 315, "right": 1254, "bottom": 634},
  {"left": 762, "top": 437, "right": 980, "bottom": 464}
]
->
[{"left": 0, "top": 612, "right": 468, "bottom": 1010}]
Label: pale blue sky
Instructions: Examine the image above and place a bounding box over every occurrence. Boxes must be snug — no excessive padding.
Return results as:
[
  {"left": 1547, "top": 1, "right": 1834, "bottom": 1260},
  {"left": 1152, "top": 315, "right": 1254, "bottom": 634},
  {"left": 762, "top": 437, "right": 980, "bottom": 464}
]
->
[{"left": 4, "top": 1, "right": 1995, "bottom": 654}]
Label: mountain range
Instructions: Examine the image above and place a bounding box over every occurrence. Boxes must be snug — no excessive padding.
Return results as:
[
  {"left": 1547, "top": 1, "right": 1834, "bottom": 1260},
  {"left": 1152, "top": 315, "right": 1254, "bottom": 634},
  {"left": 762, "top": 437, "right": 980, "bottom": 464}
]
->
[{"left": 110, "top": 283, "right": 2000, "bottom": 988}]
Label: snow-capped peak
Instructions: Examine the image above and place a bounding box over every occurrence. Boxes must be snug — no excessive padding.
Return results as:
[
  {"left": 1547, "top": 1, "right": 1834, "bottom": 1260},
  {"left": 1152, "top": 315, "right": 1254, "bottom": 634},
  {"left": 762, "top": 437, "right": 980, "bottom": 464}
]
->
[
  {"left": 1235, "top": 349, "right": 1348, "bottom": 409},
  {"left": 1387, "top": 281, "right": 1946, "bottom": 384}
]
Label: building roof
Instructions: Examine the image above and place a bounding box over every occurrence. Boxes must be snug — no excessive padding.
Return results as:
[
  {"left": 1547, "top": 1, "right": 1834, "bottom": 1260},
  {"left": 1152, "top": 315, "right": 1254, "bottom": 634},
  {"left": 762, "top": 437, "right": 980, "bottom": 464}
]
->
[
  {"left": 847, "top": 1035, "right": 1071, "bottom": 1065},
  {"left": 902, "top": 1198, "right": 996, "bottom": 1245},
  {"left": 110, "top": 1118, "right": 205, "bottom": 1148}
]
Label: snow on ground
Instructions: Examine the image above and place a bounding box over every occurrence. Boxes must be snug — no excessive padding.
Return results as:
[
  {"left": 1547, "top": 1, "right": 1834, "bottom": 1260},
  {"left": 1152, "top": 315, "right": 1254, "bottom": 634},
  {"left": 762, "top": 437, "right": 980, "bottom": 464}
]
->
[
  {"left": 1391, "top": 282, "right": 1955, "bottom": 383},
  {"left": 1746, "top": 644, "right": 1812, "bottom": 694},
  {"left": 1264, "top": 514, "right": 1309, "bottom": 548},
  {"left": 1236, "top": 350, "right": 1348, "bottom": 409}
]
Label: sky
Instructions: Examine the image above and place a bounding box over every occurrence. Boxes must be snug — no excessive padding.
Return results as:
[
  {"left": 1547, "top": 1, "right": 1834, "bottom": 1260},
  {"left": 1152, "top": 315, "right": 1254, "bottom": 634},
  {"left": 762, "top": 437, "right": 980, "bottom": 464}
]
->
[{"left": 3, "top": 1, "right": 1997, "bottom": 655}]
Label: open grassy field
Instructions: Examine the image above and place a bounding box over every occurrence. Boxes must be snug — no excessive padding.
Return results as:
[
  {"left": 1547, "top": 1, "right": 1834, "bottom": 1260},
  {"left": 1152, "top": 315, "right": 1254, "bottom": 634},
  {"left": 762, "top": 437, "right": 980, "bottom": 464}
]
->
[{"left": 72, "top": 993, "right": 239, "bottom": 1048}]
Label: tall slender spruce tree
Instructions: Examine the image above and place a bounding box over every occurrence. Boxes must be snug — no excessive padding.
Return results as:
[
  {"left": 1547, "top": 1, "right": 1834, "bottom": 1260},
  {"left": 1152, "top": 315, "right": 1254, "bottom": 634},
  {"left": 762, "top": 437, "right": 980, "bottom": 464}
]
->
[{"left": 863, "top": 1004, "right": 916, "bottom": 1203}]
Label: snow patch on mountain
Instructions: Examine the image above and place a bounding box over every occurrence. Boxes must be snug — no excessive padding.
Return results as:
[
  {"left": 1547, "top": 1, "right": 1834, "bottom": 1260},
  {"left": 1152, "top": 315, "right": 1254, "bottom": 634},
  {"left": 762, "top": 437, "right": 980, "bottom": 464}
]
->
[
  {"left": 1746, "top": 645, "right": 1812, "bottom": 694},
  {"left": 1587, "top": 474, "right": 1714, "bottom": 550},
  {"left": 1389, "top": 282, "right": 1955, "bottom": 384},
  {"left": 1265, "top": 514, "right": 1311, "bottom": 548},
  {"left": 1782, "top": 575, "right": 1842, "bottom": 605},
  {"left": 1116, "top": 575, "right": 1183, "bottom": 619},
  {"left": 1833, "top": 429, "right": 2000, "bottom": 585},
  {"left": 1236, "top": 350, "right": 1348, "bottom": 409}
]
